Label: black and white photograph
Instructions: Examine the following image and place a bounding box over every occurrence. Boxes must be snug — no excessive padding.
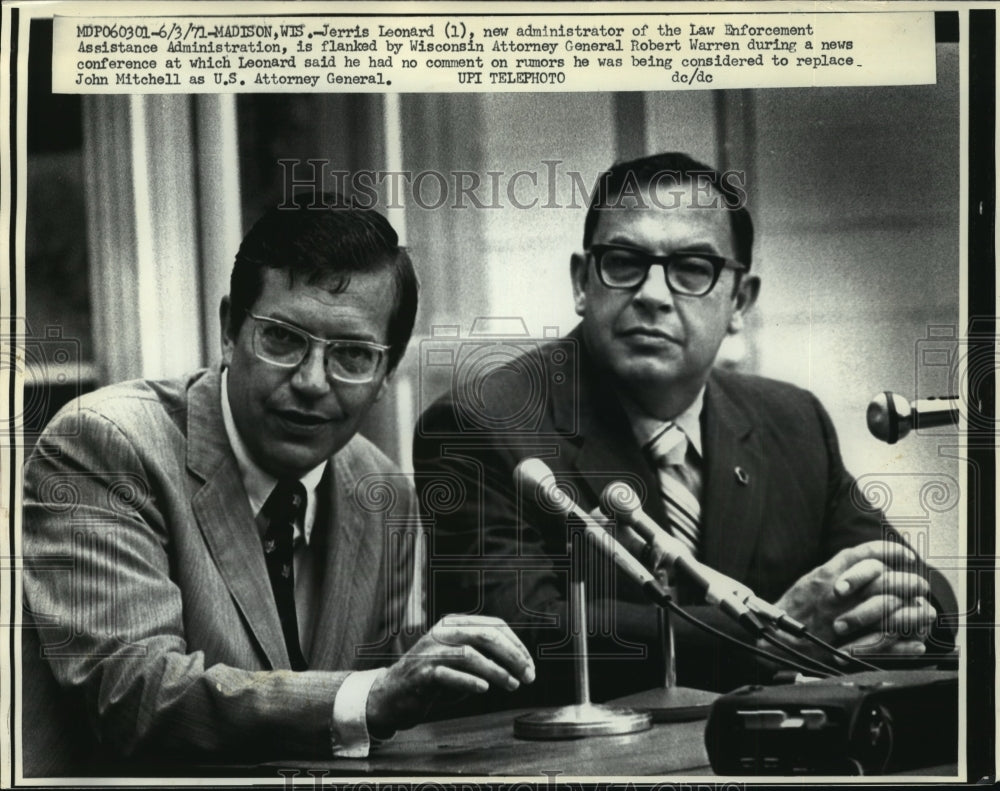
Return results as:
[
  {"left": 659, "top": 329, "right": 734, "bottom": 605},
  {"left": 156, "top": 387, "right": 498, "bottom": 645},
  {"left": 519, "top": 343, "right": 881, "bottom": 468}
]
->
[{"left": 0, "top": 1, "right": 994, "bottom": 785}]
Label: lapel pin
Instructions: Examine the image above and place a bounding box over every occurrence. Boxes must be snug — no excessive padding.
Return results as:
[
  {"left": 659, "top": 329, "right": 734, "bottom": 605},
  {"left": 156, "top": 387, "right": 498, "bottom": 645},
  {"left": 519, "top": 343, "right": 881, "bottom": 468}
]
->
[{"left": 734, "top": 466, "right": 750, "bottom": 486}]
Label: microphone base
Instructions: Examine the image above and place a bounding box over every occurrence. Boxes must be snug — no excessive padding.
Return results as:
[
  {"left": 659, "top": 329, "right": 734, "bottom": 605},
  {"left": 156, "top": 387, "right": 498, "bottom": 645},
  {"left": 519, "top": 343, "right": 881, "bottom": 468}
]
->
[
  {"left": 513, "top": 703, "right": 652, "bottom": 740},
  {"left": 610, "top": 685, "right": 720, "bottom": 722}
]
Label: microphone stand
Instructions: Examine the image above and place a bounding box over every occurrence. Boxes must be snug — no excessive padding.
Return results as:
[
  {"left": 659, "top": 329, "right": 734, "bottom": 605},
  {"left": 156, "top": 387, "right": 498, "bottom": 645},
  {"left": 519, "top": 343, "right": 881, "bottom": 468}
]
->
[
  {"left": 513, "top": 530, "right": 652, "bottom": 739},
  {"left": 610, "top": 586, "right": 720, "bottom": 722}
]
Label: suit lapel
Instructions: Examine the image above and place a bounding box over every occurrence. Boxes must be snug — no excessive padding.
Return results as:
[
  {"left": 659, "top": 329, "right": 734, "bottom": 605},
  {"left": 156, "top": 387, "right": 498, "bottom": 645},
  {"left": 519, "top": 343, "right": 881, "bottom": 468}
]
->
[
  {"left": 186, "top": 369, "right": 289, "bottom": 669},
  {"left": 555, "top": 337, "right": 768, "bottom": 582},
  {"left": 700, "top": 373, "right": 767, "bottom": 580},
  {"left": 551, "top": 333, "right": 664, "bottom": 525},
  {"left": 571, "top": 405, "right": 664, "bottom": 525},
  {"left": 308, "top": 453, "right": 376, "bottom": 671}
]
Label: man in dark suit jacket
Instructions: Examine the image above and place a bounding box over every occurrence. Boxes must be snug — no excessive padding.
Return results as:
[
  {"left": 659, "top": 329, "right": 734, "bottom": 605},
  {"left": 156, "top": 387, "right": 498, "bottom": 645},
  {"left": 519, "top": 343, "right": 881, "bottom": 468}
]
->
[
  {"left": 413, "top": 153, "right": 955, "bottom": 703},
  {"left": 22, "top": 195, "right": 534, "bottom": 772}
]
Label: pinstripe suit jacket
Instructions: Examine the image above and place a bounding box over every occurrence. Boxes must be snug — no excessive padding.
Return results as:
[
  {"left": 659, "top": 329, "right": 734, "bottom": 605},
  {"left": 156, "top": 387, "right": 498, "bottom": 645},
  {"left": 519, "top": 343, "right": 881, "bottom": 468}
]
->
[{"left": 22, "top": 368, "right": 416, "bottom": 771}]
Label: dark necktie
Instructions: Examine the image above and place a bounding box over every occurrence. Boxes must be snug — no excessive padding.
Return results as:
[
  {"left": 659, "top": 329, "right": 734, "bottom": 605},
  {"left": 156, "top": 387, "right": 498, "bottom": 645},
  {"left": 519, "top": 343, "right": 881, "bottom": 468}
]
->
[{"left": 261, "top": 479, "right": 308, "bottom": 671}]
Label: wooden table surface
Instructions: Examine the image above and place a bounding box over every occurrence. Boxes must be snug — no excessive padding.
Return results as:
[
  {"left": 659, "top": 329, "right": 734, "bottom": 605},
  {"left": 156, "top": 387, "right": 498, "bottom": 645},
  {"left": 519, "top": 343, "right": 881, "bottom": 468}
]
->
[
  {"left": 256, "top": 683, "right": 959, "bottom": 780},
  {"left": 273, "top": 704, "right": 711, "bottom": 778}
]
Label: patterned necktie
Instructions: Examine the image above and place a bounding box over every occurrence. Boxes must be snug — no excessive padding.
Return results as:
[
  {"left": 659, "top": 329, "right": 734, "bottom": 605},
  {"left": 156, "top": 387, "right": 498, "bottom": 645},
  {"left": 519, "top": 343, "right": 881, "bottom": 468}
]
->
[
  {"left": 645, "top": 422, "right": 701, "bottom": 557},
  {"left": 261, "top": 479, "right": 308, "bottom": 671}
]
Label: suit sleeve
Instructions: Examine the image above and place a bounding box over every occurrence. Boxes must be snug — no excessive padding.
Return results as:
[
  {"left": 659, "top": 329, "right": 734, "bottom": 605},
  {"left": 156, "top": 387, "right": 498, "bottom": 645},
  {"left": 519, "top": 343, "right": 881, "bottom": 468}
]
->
[
  {"left": 413, "top": 400, "right": 672, "bottom": 705},
  {"left": 22, "top": 406, "right": 351, "bottom": 761},
  {"left": 413, "top": 400, "right": 561, "bottom": 635},
  {"left": 640, "top": 387, "right": 958, "bottom": 685},
  {"left": 810, "top": 392, "right": 957, "bottom": 651}
]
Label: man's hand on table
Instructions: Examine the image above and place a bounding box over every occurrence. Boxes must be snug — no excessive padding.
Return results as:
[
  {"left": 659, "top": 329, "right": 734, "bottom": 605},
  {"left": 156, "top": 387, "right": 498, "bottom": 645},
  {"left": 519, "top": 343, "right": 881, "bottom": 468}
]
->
[
  {"left": 768, "top": 540, "right": 936, "bottom": 660},
  {"left": 366, "top": 614, "right": 535, "bottom": 737},
  {"left": 606, "top": 510, "right": 937, "bottom": 662}
]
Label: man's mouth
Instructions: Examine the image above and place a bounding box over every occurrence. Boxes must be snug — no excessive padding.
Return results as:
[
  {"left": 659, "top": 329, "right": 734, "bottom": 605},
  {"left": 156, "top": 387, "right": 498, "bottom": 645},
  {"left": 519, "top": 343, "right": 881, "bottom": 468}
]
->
[
  {"left": 272, "top": 409, "right": 331, "bottom": 429},
  {"left": 621, "top": 326, "right": 680, "bottom": 344}
]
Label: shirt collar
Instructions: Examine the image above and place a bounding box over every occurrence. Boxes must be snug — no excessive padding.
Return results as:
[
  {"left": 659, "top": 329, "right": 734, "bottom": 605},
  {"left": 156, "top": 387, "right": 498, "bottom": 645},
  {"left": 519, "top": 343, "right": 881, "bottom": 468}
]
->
[
  {"left": 618, "top": 385, "right": 705, "bottom": 458},
  {"left": 220, "top": 369, "right": 327, "bottom": 544}
]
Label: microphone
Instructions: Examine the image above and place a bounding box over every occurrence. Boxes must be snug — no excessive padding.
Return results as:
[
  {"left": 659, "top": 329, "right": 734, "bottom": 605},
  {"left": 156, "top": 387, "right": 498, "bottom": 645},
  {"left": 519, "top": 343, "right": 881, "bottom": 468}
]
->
[
  {"left": 867, "top": 391, "right": 960, "bottom": 443},
  {"left": 513, "top": 459, "right": 670, "bottom": 606},
  {"left": 599, "top": 482, "right": 792, "bottom": 636}
]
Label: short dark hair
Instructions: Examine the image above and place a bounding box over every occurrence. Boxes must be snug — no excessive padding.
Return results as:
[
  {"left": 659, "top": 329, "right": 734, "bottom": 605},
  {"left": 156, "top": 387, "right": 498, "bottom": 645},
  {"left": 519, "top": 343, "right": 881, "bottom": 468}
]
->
[
  {"left": 583, "top": 152, "right": 754, "bottom": 269},
  {"left": 228, "top": 193, "right": 418, "bottom": 373}
]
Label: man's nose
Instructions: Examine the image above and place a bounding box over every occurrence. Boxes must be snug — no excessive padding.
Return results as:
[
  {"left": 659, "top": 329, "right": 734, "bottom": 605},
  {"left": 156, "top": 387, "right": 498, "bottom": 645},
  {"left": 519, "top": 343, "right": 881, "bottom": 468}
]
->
[
  {"left": 290, "top": 343, "right": 331, "bottom": 396},
  {"left": 633, "top": 264, "right": 675, "bottom": 308}
]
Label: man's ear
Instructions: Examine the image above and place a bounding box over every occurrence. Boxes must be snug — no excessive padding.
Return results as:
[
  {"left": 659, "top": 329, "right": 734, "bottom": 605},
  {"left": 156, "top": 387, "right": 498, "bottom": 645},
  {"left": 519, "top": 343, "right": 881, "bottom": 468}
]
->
[
  {"left": 728, "top": 274, "right": 760, "bottom": 334},
  {"left": 570, "top": 253, "right": 589, "bottom": 316},
  {"left": 219, "top": 296, "right": 235, "bottom": 367}
]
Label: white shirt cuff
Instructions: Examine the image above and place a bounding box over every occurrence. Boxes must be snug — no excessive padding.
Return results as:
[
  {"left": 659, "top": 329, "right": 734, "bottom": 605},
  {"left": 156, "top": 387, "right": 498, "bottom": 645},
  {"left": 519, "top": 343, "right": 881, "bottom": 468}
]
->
[{"left": 330, "top": 668, "right": 389, "bottom": 758}]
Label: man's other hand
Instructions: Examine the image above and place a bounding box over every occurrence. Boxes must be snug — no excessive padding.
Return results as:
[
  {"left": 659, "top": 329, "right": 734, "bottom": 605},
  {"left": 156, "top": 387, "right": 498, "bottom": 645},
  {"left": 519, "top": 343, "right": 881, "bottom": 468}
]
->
[
  {"left": 770, "top": 540, "right": 936, "bottom": 658},
  {"left": 366, "top": 614, "right": 535, "bottom": 736}
]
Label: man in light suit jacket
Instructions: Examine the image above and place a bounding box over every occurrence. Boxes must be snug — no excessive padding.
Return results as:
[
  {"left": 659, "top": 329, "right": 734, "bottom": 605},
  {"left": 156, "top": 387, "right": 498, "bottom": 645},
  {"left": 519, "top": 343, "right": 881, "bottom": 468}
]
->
[
  {"left": 22, "top": 195, "right": 534, "bottom": 772},
  {"left": 413, "top": 153, "right": 956, "bottom": 703}
]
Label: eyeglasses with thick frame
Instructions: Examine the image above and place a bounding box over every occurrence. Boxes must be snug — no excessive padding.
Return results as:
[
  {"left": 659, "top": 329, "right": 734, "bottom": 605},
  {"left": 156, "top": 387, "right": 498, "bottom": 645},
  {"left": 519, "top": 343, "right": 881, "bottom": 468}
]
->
[
  {"left": 245, "top": 311, "right": 390, "bottom": 384},
  {"left": 588, "top": 243, "right": 748, "bottom": 297}
]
